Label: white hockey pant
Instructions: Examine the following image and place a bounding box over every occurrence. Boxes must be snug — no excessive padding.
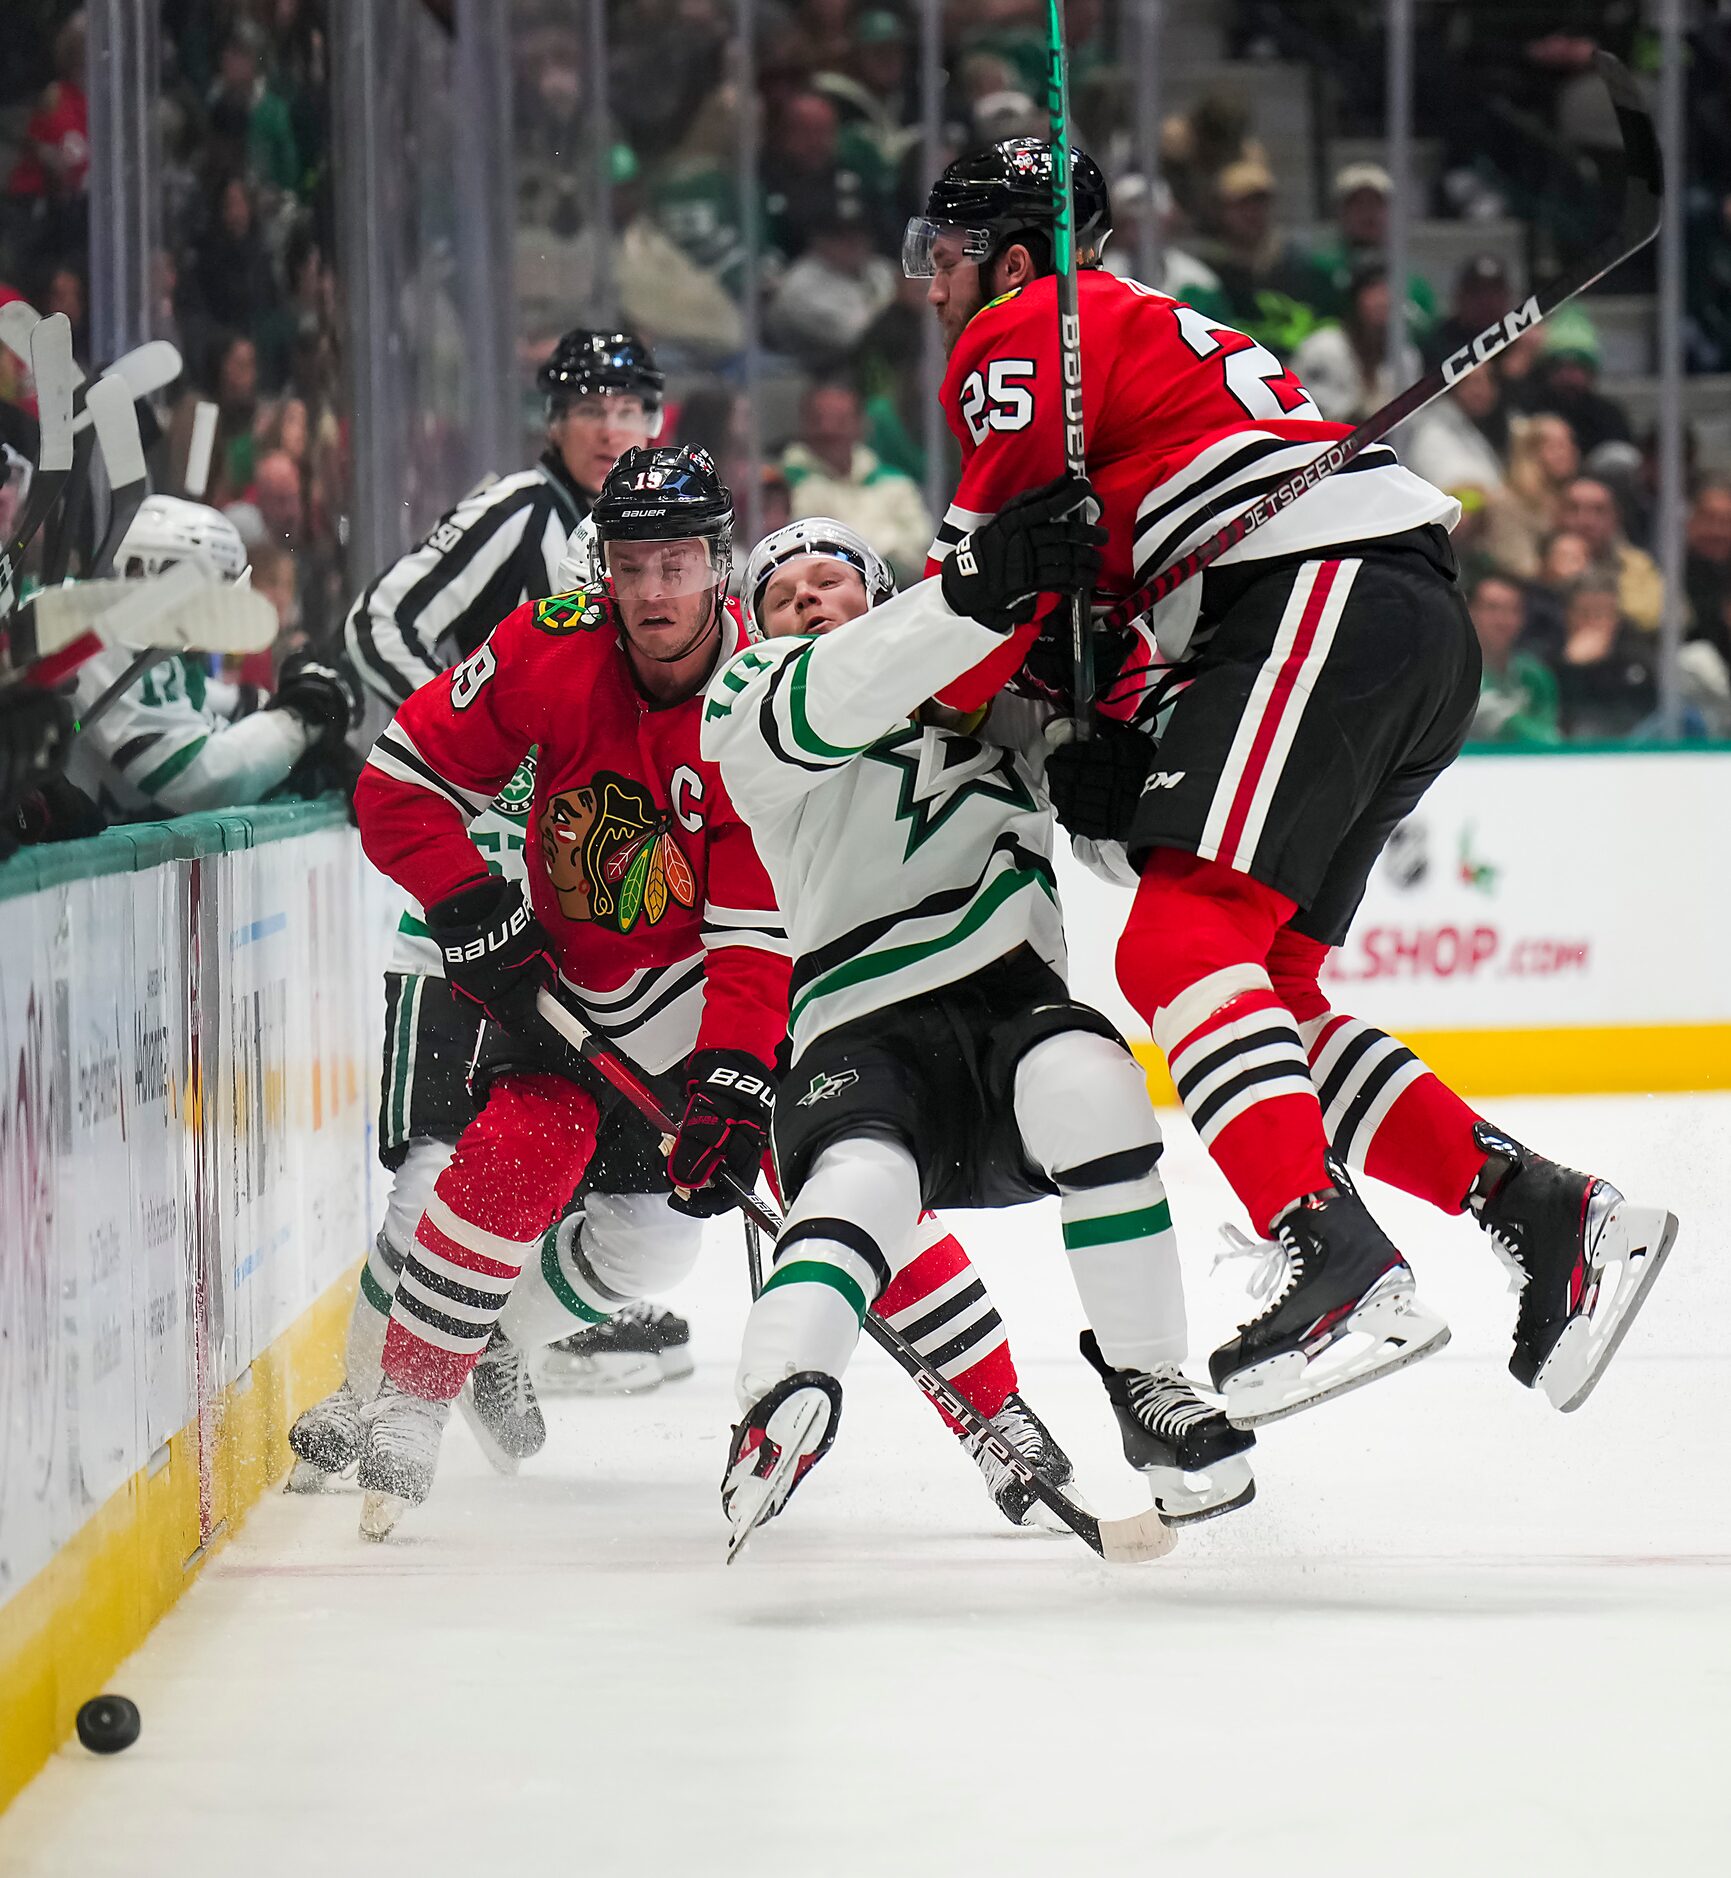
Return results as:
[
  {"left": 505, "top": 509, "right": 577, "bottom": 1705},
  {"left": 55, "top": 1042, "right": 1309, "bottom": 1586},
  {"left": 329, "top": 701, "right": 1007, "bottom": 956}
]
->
[{"left": 735, "top": 1028, "right": 1187, "bottom": 1409}]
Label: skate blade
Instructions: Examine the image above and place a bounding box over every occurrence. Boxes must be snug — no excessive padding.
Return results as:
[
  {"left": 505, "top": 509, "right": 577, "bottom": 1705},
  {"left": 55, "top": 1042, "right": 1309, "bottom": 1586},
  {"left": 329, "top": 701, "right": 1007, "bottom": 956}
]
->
[
  {"left": 1225, "top": 1281, "right": 1452, "bottom": 1429},
  {"left": 536, "top": 1352, "right": 664, "bottom": 1396},
  {"left": 284, "top": 1458, "right": 337, "bottom": 1494},
  {"left": 1096, "top": 1506, "right": 1179, "bottom": 1564},
  {"left": 1145, "top": 1454, "right": 1257, "bottom": 1527},
  {"left": 359, "top": 1492, "right": 410, "bottom": 1542},
  {"left": 454, "top": 1388, "right": 539, "bottom": 1475},
  {"left": 1014, "top": 1480, "right": 1094, "bottom": 1536},
  {"left": 725, "top": 1397, "right": 827, "bottom": 1567},
  {"left": 1540, "top": 1208, "right": 1678, "bottom": 1413}
]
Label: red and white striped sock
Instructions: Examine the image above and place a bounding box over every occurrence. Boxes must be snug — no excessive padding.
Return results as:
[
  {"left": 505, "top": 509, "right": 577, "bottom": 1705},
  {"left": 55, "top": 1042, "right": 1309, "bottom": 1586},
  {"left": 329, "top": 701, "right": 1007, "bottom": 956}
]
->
[
  {"left": 1302, "top": 1013, "right": 1487, "bottom": 1214},
  {"left": 382, "top": 1072, "right": 600, "bottom": 1400},
  {"left": 874, "top": 1213, "right": 1017, "bottom": 1429}
]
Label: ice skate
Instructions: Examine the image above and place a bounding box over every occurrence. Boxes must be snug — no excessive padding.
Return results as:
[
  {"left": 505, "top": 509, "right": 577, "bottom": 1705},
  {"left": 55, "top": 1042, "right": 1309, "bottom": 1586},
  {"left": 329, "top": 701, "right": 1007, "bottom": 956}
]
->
[
  {"left": 1079, "top": 1331, "right": 1255, "bottom": 1525},
  {"left": 722, "top": 1372, "right": 841, "bottom": 1564},
  {"left": 538, "top": 1301, "right": 694, "bottom": 1395},
  {"left": 457, "top": 1326, "right": 546, "bottom": 1473},
  {"left": 357, "top": 1379, "right": 452, "bottom": 1541},
  {"left": 1470, "top": 1123, "right": 1678, "bottom": 1412},
  {"left": 285, "top": 1379, "right": 364, "bottom": 1492},
  {"left": 1209, "top": 1162, "right": 1450, "bottom": 1427},
  {"left": 962, "top": 1392, "right": 1084, "bottom": 1534}
]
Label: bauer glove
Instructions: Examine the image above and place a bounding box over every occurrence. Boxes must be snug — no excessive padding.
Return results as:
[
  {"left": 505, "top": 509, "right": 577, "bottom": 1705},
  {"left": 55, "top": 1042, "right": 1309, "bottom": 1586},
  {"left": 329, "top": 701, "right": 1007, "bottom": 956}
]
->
[
  {"left": 939, "top": 472, "right": 1107, "bottom": 635},
  {"left": 425, "top": 876, "right": 555, "bottom": 1033},
  {"left": 1043, "top": 715, "right": 1156, "bottom": 843},
  {"left": 667, "top": 1047, "right": 776, "bottom": 1218},
  {"left": 269, "top": 649, "right": 362, "bottom": 749}
]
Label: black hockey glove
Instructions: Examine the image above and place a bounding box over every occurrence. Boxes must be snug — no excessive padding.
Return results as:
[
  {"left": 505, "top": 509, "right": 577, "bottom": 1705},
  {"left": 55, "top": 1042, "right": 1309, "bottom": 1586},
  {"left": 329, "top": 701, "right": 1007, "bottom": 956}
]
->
[
  {"left": 666, "top": 1048, "right": 777, "bottom": 1218},
  {"left": 269, "top": 650, "right": 362, "bottom": 749},
  {"left": 1043, "top": 715, "right": 1157, "bottom": 844},
  {"left": 424, "top": 876, "right": 554, "bottom": 1033},
  {"left": 939, "top": 472, "right": 1107, "bottom": 634},
  {"left": 1022, "top": 621, "right": 1137, "bottom": 709}
]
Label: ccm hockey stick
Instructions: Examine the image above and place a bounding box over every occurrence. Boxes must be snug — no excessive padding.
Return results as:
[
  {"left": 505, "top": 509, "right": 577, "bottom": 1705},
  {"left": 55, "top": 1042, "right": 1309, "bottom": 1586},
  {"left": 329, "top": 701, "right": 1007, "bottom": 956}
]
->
[
  {"left": 533, "top": 986, "right": 1175, "bottom": 1564},
  {"left": 1102, "top": 50, "right": 1662, "bottom": 633},
  {"left": 1044, "top": 0, "right": 1094, "bottom": 737}
]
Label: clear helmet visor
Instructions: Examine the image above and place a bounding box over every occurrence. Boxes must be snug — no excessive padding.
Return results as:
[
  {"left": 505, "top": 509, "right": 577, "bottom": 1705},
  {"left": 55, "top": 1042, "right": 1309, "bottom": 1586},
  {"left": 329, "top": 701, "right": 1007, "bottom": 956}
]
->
[
  {"left": 902, "top": 217, "right": 995, "bottom": 280},
  {"left": 603, "top": 535, "right": 724, "bottom": 601}
]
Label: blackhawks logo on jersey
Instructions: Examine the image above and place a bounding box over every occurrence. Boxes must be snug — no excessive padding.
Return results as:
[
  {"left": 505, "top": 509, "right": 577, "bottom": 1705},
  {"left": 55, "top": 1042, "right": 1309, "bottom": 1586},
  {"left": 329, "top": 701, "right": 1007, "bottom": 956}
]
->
[
  {"left": 540, "top": 770, "right": 697, "bottom": 933},
  {"left": 532, "top": 585, "right": 611, "bottom": 636}
]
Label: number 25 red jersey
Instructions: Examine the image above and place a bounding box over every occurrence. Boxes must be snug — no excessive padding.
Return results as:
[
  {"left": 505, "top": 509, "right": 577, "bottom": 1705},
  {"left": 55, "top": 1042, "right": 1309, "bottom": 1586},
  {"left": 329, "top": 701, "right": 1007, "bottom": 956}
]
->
[{"left": 926, "top": 269, "right": 1453, "bottom": 707}]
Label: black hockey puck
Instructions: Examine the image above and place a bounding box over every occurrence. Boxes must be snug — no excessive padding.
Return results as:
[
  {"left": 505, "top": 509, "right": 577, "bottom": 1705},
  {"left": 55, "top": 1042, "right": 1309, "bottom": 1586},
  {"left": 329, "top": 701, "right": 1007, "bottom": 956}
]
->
[{"left": 75, "top": 1694, "right": 141, "bottom": 1755}]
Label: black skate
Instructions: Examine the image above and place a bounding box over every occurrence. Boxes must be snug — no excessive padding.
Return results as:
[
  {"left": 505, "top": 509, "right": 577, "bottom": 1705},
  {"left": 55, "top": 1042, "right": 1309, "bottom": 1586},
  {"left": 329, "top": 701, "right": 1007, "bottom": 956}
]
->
[
  {"left": 1080, "top": 1332, "right": 1255, "bottom": 1525},
  {"left": 286, "top": 1380, "right": 363, "bottom": 1491},
  {"left": 961, "top": 1392, "right": 1083, "bottom": 1534},
  {"left": 538, "top": 1301, "right": 694, "bottom": 1395},
  {"left": 457, "top": 1326, "right": 546, "bottom": 1473},
  {"left": 722, "top": 1372, "right": 841, "bottom": 1564},
  {"left": 1469, "top": 1122, "right": 1678, "bottom": 1412},
  {"left": 1209, "top": 1160, "right": 1450, "bottom": 1427}
]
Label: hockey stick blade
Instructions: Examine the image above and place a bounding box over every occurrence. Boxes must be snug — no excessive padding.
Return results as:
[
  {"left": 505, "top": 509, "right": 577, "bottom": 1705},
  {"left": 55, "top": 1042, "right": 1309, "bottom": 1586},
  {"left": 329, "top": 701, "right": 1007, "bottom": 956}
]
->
[
  {"left": 83, "top": 374, "right": 149, "bottom": 579},
  {"left": 1102, "top": 51, "right": 1663, "bottom": 632},
  {"left": 25, "top": 565, "right": 277, "bottom": 656},
  {"left": 68, "top": 340, "right": 184, "bottom": 435},
  {"left": 531, "top": 988, "right": 1175, "bottom": 1564}
]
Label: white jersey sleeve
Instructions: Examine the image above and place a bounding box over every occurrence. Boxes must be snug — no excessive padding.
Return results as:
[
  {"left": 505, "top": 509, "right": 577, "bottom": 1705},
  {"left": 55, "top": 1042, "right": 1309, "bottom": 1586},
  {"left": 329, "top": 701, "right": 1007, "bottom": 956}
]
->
[
  {"left": 65, "top": 643, "right": 309, "bottom": 817},
  {"left": 701, "top": 577, "right": 1005, "bottom": 818}
]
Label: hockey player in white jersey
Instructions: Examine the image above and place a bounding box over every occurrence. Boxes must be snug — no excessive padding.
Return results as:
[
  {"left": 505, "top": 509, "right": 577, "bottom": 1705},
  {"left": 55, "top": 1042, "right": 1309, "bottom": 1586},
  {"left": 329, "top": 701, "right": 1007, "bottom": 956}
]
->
[
  {"left": 702, "top": 487, "right": 1257, "bottom": 1547},
  {"left": 65, "top": 496, "right": 359, "bottom": 818}
]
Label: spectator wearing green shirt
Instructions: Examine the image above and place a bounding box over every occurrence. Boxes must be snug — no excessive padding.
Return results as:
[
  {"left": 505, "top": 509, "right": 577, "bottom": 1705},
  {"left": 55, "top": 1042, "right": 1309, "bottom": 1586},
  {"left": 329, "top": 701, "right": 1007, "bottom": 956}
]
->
[
  {"left": 1302, "top": 163, "right": 1438, "bottom": 344},
  {"left": 1468, "top": 571, "right": 1560, "bottom": 746}
]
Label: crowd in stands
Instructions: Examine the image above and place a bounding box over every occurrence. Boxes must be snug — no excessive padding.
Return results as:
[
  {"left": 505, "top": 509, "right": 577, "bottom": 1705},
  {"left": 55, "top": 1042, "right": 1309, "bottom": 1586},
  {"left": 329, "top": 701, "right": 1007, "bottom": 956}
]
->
[
  {"left": 5, "top": 0, "right": 1731, "bottom": 851},
  {"left": 2, "top": 2, "right": 345, "bottom": 686},
  {"left": 506, "top": 0, "right": 1731, "bottom": 749}
]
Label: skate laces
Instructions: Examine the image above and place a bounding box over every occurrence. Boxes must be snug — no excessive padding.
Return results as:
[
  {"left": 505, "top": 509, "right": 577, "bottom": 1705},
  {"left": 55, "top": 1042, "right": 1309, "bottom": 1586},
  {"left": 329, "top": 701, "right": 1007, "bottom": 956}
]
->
[
  {"left": 481, "top": 1331, "right": 534, "bottom": 1413},
  {"left": 1213, "top": 1223, "right": 1301, "bottom": 1312},
  {"left": 1125, "top": 1364, "right": 1217, "bottom": 1438},
  {"left": 967, "top": 1395, "right": 1046, "bottom": 1488}
]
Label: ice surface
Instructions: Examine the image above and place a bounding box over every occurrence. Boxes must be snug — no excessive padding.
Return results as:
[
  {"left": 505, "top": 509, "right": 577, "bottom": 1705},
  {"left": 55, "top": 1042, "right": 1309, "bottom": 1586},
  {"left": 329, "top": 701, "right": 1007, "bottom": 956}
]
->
[{"left": 5, "top": 1095, "right": 1729, "bottom": 1877}]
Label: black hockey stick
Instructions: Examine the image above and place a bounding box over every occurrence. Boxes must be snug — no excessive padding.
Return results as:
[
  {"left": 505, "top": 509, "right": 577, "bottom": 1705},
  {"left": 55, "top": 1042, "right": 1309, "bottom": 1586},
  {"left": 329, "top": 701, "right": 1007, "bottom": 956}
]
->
[
  {"left": 1101, "top": 50, "right": 1662, "bottom": 634},
  {"left": 0, "top": 313, "right": 75, "bottom": 599},
  {"left": 532, "top": 986, "right": 1174, "bottom": 1564},
  {"left": 1045, "top": 0, "right": 1094, "bottom": 737},
  {"left": 82, "top": 374, "right": 149, "bottom": 579}
]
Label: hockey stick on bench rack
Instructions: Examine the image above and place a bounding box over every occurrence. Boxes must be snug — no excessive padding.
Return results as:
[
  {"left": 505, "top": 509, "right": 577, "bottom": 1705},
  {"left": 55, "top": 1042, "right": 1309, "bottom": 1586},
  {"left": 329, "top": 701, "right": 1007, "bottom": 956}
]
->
[
  {"left": 532, "top": 985, "right": 1174, "bottom": 1564},
  {"left": 1101, "top": 50, "right": 1663, "bottom": 635}
]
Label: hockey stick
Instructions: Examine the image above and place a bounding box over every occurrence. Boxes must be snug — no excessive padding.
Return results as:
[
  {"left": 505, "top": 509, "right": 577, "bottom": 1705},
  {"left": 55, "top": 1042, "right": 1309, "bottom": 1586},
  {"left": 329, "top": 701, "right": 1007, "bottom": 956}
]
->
[
  {"left": 0, "top": 313, "right": 76, "bottom": 591},
  {"left": 1100, "top": 50, "right": 1662, "bottom": 634},
  {"left": 83, "top": 374, "right": 149, "bottom": 579},
  {"left": 1044, "top": 0, "right": 1094, "bottom": 738},
  {"left": 533, "top": 985, "right": 1175, "bottom": 1563},
  {"left": 15, "top": 564, "right": 278, "bottom": 662}
]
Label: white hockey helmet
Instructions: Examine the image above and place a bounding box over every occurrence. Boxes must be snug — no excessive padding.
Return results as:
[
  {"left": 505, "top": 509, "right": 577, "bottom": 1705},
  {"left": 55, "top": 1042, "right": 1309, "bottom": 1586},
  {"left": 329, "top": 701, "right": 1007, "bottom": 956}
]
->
[
  {"left": 744, "top": 518, "right": 896, "bottom": 633},
  {"left": 117, "top": 494, "right": 249, "bottom": 583}
]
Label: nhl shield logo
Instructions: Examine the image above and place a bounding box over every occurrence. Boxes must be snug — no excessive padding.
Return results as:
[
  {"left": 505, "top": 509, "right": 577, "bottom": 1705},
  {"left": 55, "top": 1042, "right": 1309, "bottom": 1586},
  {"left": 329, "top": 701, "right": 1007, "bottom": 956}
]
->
[{"left": 796, "top": 1068, "right": 860, "bottom": 1108}]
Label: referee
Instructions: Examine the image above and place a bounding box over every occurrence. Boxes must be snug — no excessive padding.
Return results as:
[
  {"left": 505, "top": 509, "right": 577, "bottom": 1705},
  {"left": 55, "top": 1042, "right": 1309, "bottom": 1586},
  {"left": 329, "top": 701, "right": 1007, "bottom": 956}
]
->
[{"left": 344, "top": 328, "right": 664, "bottom": 706}]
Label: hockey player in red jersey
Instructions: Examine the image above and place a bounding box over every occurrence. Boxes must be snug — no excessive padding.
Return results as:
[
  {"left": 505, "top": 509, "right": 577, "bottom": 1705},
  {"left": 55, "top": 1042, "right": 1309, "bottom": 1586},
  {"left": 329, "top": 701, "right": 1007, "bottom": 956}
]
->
[
  {"left": 908, "top": 139, "right": 1677, "bottom": 1430},
  {"left": 350, "top": 444, "right": 1082, "bottom": 1537}
]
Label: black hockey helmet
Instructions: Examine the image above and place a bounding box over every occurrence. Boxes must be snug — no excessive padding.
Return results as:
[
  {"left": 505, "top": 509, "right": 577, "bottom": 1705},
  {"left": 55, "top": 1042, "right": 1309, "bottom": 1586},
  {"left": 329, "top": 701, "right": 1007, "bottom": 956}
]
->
[
  {"left": 904, "top": 138, "right": 1111, "bottom": 279},
  {"left": 591, "top": 444, "right": 734, "bottom": 571},
  {"left": 536, "top": 329, "right": 665, "bottom": 432}
]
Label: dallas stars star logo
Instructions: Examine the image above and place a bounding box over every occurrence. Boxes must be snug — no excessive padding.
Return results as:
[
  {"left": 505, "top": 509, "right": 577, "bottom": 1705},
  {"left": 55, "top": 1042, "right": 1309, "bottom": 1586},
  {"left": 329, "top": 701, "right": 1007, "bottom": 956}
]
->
[{"left": 865, "top": 725, "right": 1037, "bottom": 859}]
